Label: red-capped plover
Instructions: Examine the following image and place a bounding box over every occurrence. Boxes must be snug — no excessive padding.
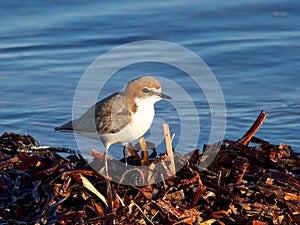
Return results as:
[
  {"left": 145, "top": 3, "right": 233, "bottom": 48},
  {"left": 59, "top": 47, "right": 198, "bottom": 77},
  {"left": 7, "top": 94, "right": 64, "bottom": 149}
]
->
[{"left": 55, "top": 76, "right": 171, "bottom": 175}]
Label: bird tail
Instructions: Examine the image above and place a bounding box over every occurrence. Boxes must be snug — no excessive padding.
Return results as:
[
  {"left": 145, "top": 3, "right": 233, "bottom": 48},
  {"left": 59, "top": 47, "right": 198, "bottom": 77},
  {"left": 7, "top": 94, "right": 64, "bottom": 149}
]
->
[{"left": 54, "top": 121, "right": 73, "bottom": 132}]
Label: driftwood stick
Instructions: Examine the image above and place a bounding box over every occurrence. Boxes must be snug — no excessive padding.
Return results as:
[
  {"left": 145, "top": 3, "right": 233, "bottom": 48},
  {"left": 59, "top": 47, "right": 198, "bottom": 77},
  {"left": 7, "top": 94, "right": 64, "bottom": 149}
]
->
[
  {"left": 163, "top": 123, "right": 176, "bottom": 176},
  {"left": 238, "top": 110, "right": 268, "bottom": 145}
]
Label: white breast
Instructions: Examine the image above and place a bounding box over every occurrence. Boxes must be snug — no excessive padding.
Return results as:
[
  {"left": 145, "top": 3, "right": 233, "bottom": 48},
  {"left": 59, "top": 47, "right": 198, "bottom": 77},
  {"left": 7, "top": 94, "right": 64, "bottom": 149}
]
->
[
  {"left": 100, "top": 96, "right": 158, "bottom": 146},
  {"left": 127, "top": 98, "right": 155, "bottom": 140}
]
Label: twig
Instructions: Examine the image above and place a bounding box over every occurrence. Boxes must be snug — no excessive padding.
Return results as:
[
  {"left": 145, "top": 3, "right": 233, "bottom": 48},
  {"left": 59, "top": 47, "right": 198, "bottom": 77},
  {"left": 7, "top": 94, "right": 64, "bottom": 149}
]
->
[
  {"left": 131, "top": 200, "right": 155, "bottom": 225},
  {"left": 238, "top": 110, "right": 268, "bottom": 145},
  {"left": 163, "top": 124, "right": 176, "bottom": 176}
]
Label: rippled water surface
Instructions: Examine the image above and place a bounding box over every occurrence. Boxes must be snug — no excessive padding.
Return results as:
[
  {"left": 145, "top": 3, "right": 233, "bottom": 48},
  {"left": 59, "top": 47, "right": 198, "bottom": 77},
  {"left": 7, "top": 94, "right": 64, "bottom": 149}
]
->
[{"left": 1, "top": 1, "right": 299, "bottom": 158}]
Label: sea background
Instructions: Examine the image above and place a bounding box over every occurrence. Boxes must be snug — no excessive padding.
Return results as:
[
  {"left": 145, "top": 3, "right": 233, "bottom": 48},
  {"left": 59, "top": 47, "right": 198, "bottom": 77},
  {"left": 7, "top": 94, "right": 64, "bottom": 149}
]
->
[{"left": 0, "top": 0, "right": 299, "bottom": 159}]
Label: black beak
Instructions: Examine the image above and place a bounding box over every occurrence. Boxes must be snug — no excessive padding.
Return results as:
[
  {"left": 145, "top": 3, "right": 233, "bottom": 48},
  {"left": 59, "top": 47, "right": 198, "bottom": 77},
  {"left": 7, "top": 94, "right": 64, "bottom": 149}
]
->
[{"left": 158, "top": 92, "right": 172, "bottom": 100}]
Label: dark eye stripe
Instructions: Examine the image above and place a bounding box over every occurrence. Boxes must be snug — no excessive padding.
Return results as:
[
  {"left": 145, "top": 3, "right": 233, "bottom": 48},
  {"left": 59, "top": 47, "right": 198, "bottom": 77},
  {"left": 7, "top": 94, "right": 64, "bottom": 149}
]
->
[{"left": 142, "top": 88, "right": 150, "bottom": 93}]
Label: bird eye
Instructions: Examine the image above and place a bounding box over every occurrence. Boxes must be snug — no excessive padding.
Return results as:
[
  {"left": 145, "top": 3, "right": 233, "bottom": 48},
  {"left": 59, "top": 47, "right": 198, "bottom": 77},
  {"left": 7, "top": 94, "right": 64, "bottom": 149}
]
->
[{"left": 142, "top": 88, "right": 150, "bottom": 93}]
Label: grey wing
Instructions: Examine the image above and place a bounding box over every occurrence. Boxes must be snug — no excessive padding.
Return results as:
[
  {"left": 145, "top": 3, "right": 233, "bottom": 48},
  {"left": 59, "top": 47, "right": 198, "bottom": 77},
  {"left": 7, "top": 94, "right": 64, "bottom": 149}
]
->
[
  {"left": 71, "top": 92, "right": 130, "bottom": 134},
  {"left": 95, "top": 92, "right": 131, "bottom": 134}
]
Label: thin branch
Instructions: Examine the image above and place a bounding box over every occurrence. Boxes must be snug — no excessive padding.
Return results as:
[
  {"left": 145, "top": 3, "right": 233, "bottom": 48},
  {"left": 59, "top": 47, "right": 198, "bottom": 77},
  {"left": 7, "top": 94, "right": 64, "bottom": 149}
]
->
[
  {"left": 163, "top": 123, "right": 176, "bottom": 176},
  {"left": 238, "top": 110, "right": 268, "bottom": 145}
]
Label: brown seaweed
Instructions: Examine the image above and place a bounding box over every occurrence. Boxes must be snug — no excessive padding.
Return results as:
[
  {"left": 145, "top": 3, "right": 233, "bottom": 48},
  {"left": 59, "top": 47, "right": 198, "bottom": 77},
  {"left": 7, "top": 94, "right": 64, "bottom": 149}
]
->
[{"left": 0, "top": 111, "right": 299, "bottom": 225}]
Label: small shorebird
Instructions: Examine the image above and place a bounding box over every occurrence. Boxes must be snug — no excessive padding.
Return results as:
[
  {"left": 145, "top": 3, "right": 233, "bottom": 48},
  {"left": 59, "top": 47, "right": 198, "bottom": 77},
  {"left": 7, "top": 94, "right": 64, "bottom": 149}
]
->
[{"left": 55, "top": 76, "right": 171, "bottom": 174}]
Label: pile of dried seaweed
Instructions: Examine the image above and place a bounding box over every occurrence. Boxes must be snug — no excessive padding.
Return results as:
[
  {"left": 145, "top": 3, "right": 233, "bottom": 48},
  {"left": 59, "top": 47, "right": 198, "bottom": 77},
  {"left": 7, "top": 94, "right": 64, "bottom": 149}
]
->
[{"left": 0, "top": 111, "right": 299, "bottom": 225}]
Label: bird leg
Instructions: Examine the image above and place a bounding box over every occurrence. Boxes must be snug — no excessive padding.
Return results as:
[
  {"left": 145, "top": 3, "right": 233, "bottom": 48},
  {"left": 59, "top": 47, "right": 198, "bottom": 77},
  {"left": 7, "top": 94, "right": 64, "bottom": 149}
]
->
[
  {"left": 104, "top": 145, "right": 109, "bottom": 177},
  {"left": 102, "top": 145, "right": 113, "bottom": 224}
]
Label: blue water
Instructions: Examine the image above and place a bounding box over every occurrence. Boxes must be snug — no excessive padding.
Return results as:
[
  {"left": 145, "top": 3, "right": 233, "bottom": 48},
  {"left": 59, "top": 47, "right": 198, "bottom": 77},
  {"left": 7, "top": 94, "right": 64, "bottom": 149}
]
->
[{"left": 1, "top": 1, "right": 299, "bottom": 158}]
